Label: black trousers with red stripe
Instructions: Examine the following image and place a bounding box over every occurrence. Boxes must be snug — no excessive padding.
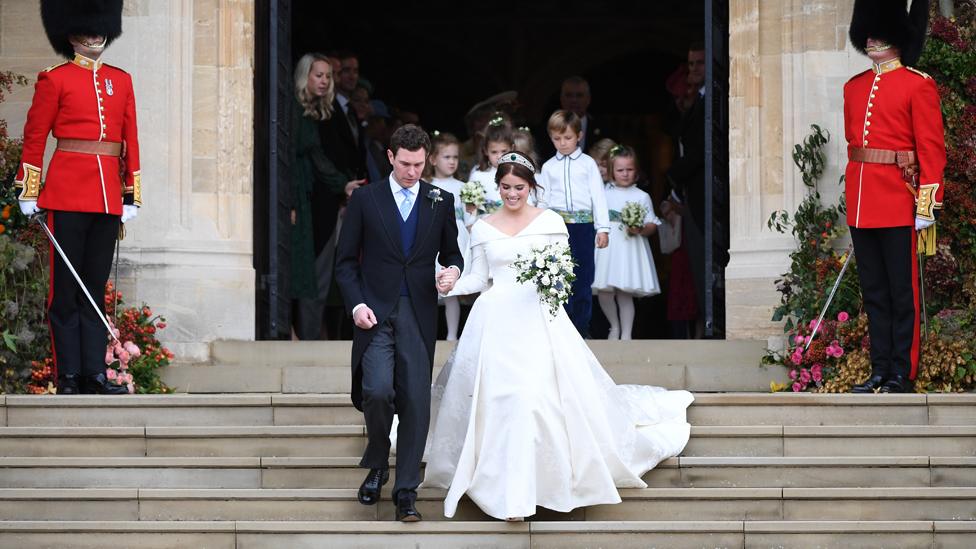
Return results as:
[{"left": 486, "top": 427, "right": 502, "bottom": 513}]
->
[
  {"left": 46, "top": 211, "right": 119, "bottom": 380},
  {"left": 850, "top": 226, "right": 920, "bottom": 380}
]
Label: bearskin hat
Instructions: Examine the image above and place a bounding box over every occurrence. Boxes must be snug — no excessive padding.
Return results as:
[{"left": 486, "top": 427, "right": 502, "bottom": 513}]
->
[
  {"left": 40, "top": 0, "right": 124, "bottom": 60},
  {"left": 849, "top": 0, "right": 929, "bottom": 66}
]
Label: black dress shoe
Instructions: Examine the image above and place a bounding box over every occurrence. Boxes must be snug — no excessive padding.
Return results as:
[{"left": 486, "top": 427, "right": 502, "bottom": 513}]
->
[
  {"left": 357, "top": 468, "right": 389, "bottom": 505},
  {"left": 57, "top": 374, "right": 81, "bottom": 395},
  {"left": 851, "top": 374, "right": 887, "bottom": 393},
  {"left": 880, "top": 375, "right": 914, "bottom": 394},
  {"left": 81, "top": 373, "right": 129, "bottom": 395},
  {"left": 395, "top": 490, "right": 422, "bottom": 522}
]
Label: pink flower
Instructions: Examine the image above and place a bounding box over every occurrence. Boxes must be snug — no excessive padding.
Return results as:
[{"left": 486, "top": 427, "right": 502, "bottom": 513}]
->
[
  {"left": 123, "top": 372, "right": 133, "bottom": 384},
  {"left": 794, "top": 335, "right": 806, "bottom": 345},
  {"left": 789, "top": 369, "right": 798, "bottom": 380},
  {"left": 123, "top": 341, "right": 141, "bottom": 357},
  {"left": 799, "top": 369, "right": 812, "bottom": 384},
  {"left": 119, "top": 350, "right": 130, "bottom": 364},
  {"left": 811, "top": 364, "right": 823, "bottom": 382},
  {"left": 126, "top": 383, "right": 135, "bottom": 394},
  {"left": 105, "top": 368, "right": 117, "bottom": 381},
  {"left": 833, "top": 346, "right": 844, "bottom": 358},
  {"left": 837, "top": 311, "right": 849, "bottom": 322},
  {"left": 808, "top": 319, "right": 821, "bottom": 331},
  {"left": 792, "top": 382, "right": 804, "bottom": 392},
  {"left": 105, "top": 348, "right": 115, "bottom": 365}
]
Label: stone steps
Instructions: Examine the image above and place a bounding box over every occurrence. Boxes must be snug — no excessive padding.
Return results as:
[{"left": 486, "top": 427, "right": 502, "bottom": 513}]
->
[
  {"left": 3, "top": 423, "right": 975, "bottom": 458},
  {"left": 4, "top": 393, "right": 973, "bottom": 427},
  {"left": 2, "top": 389, "right": 974, "bottom": 547},
  {"left": 3, "top": 456, "right": 973, "bottom": 489},
  {"left": 161, "top": 339, "right": 785, "bottom": 393},
  {"left": 2, "top": 487, "right": 976, "bottom": 522},
  {"left": 0, "top": 519, "right": 973, "bottom": 548}
]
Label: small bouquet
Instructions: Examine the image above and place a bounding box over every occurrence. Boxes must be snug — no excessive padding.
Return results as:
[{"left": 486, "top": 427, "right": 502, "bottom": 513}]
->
[
  {"left": 460, "top": 181, "right": 486, "bottom": 208},
  {"left": 512, "top": 242, "right": 577, "bottom": 317},
  {"left": 620, "top": 201, "right": 648, "bottom": 235}
]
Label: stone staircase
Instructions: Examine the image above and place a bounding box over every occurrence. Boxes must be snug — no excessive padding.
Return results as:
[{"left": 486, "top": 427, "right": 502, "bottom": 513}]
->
[{"left": 0, "top": 341, "right": 974, "bottom": 547}]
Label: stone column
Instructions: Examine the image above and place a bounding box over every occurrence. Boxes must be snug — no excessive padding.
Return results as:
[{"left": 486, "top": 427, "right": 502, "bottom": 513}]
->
[
  {"left": 0, "top": 0, "right": 256, "bottom": 362},
  {"left": 726, "top": 0, "right": 862, "bottom": 340}
]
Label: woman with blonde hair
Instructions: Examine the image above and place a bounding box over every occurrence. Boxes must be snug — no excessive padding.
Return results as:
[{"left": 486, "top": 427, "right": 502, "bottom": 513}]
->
[{"left": 291, "top": 53, "right": 365, "bottom": 339}]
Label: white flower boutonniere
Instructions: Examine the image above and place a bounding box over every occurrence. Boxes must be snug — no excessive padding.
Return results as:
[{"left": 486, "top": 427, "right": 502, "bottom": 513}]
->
[{"left": 428, "top": 187, "right": 443, "bottom": 209}]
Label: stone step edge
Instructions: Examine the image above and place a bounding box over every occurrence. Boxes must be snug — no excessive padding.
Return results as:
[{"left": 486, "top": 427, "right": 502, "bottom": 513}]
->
[
  {"left": 0, "top": 520, "right": 973, "bottom": 534},
  {"left": 2, "top": 456, "right": 973, "bottom": 468},
  {"left": 3, "top": 486, "right": 976, "bottom": 501},
  {"left": 3, "top": 392, "right": 974, "bottom": 407},
  {"left": 5, "top": 425, "right": 976, "bottom": 438}
]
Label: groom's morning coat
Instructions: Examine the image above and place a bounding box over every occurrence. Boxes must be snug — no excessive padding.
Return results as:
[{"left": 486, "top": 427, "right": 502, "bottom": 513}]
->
[{"left": 335, "top": 180, "right": 464, "bottom": 410}]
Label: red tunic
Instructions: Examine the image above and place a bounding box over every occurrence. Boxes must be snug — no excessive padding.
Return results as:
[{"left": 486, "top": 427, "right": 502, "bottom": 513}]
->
[
  {"left": 13, "top": 54, "right": 141, "bottom": 215},
  {"left": 843, "top": 64, "right": 945, "bottom": 228}
]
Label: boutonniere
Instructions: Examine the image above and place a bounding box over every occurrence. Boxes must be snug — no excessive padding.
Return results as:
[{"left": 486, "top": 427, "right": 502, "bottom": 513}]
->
[{"left": 427, "top": 187, "right": 443, "bottom": 209}]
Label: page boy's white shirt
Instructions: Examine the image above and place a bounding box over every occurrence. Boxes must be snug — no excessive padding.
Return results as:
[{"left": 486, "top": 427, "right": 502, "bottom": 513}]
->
[{"left": 538, "top": 147, "right": 610, "bottom": 233}]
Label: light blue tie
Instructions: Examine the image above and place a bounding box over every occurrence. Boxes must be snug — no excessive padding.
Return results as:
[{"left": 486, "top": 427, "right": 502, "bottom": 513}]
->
[{"left": 399, "top": 187, "right": 413, "bottom": 220}]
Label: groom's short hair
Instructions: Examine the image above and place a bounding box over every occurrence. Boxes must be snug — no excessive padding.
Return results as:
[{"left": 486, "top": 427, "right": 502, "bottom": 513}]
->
[{"left": 389, "top": 124, "right": 431, "bottom": 157}]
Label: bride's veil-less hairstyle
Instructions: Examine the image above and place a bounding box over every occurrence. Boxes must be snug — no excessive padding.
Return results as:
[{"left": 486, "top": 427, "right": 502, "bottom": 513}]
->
[
  {"left": 294, "top": 52, "right": 335, "bottom": 121},
  {"left": 495, "top": 152, "right": 542, "bottom": 200}
]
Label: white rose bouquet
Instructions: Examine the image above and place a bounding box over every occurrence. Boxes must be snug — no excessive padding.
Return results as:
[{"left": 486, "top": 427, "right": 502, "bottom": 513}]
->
[
  {"left": 460, "top": 181, "right": 487, "bottom": 209},
  {"left": 620, "top": 201, "right": 648, "bottom": 236},
  {"left": 512, "top": 242, "right": 577, "bottom": 317}
]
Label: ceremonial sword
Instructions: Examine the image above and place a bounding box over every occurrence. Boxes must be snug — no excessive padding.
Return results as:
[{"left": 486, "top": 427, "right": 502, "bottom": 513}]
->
[
  {"left": 805, "top": 244, "right": 854, "bottom": 352},
  {"left": 34, "top": 214, "right": 120, "bottom": 343}
]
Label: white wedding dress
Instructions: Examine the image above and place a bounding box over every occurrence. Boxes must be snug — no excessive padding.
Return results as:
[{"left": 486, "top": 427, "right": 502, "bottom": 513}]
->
[{"left": 422, "top": 209, "right": 693, "bottom": 520}]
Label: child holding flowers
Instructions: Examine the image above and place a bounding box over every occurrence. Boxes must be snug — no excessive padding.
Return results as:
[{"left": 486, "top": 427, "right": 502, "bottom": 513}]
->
[{"left": 592, "top": 145, "right": 662, "bottom": 339}]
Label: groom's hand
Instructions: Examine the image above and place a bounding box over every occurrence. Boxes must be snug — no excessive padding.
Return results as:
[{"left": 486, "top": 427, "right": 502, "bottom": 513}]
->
[
  {"left": 436, "top": 266, "right": 459, "bottom": 294},
  {"left": 352, "top": 305, "right": 378, "bottom": 329}
]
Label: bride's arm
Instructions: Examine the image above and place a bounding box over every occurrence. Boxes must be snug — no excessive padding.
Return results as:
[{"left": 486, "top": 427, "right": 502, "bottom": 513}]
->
[{"left": 445, "top": 242, "right": 489, "bottom": 296}]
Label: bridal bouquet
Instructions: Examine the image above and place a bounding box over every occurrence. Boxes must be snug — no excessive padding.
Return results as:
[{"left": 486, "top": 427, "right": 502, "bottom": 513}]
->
[
  {"left": 460, "top": 181, "right": 486, "bottom": 208},
  {"left": 512, "top": 242, "right": 577, "bottom": 317},
  {"left": 620, "top": 201, "right": 648, "bottom": 235}
]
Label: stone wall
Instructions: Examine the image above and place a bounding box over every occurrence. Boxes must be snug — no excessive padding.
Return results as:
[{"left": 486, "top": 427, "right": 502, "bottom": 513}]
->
[
  {"left": 726, "top": 0, "right": 867, "bottom": 340},
  {"left": 0, "top": 0, "right": 256, "bottom": 361}
]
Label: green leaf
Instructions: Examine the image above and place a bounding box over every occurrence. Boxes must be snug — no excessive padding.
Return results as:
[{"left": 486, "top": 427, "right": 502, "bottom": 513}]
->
[{"left": 1, "top": 330, "right": 15, "bottom": 352}]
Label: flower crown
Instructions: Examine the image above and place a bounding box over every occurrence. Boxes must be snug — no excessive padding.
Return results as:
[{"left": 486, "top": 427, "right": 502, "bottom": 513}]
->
[
  {"left": 487, "top": 115, "right": 506, "bottom": 127},
  {"left": 498, "top": 151, "right": 535, "bottom": 172},
  {"left": 608, "top": 144, "right": 627, "bottom": 157}
]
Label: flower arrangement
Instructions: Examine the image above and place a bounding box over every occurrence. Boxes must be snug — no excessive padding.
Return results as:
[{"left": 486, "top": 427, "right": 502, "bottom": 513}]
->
[
  {"left": 619, "top": 201, "right": 648, "bottom": 235},
  {"left": 460, "top": 181, "right": 486, "bottom": 209},
  {"left": 512, "top": 242, "right": 577, "bottom": 317},
  {"left": 103, "top": 282, "right": 173, "bottom": 394}
]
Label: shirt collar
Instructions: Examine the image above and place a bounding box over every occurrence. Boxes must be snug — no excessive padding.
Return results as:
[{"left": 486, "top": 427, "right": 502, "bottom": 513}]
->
[
  {"left": 337, "top": 93, "right": 350, "bottom": 110},
  {"left": 72, "top": 53, "right": 103, "bottom": 71},
  {"left": 555, "top": 147, "right": 583, "bottom": 161},
  {"left": 872, "top": 58, "right": 903, "bottom": 75},
  {"left": 389, "top": 174, "right": 418, "bottom": 197}
]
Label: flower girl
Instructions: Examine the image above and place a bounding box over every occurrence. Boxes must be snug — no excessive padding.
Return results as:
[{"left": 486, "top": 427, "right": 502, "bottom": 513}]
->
[
  {"left": 426, "top": 131, "right": 470, "bottom": 340},
  {"left": 592, "top": 145, "right": 662, "bottom": 339},
  {"left": 465, "top": 117, "right": 514, "bottom": 221}
]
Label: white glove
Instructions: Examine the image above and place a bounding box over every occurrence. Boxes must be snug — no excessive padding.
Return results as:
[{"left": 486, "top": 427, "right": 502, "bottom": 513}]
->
[
  {"left": 121, "top": 205, "right": 139, "bottom": 223},
  {"left": 19, "top": 200, "right": 40, "bottom": 217},
  {"left": 914, "top": 216, "right": 934, "bottom": 231}
]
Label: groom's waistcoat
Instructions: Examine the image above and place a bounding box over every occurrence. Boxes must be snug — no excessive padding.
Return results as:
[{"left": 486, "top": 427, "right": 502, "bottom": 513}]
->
[{"left": 398, "top": 196, "right": 420, "bottom": 296}]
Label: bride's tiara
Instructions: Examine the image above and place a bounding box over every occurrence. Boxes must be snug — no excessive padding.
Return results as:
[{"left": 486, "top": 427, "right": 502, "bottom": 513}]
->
[{"left": 498, "top": 151, "right": 535, "bottom": 172}]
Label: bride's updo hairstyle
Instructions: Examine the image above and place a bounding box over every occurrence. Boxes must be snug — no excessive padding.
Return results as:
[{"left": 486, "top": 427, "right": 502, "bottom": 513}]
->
[{"left": 495, "top": 151, "right": 542, "bottom": 199}]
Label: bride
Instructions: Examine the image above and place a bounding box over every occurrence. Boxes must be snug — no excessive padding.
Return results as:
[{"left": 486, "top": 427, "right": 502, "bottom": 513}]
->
[{"left": 421, "top": 151, "right": 694, "bottom": 521}]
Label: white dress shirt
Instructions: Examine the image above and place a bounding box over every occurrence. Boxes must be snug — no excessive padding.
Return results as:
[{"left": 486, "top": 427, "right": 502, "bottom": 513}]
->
[{"left": 538, "top": 147, "right": 610, "bottom": 233}]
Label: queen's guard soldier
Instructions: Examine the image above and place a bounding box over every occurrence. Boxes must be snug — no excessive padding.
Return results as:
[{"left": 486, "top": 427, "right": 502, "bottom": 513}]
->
[
  {"left": 845, "top": 0, "right": 945, "bottom": 394},
  {"left": 14, "top": 0, "right": 140, "bottom": 395}
]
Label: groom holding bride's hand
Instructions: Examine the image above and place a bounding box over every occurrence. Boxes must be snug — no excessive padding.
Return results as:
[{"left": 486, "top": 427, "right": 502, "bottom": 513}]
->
[{"left": 336, "top": 124, "right": 463, "bottom": 522}]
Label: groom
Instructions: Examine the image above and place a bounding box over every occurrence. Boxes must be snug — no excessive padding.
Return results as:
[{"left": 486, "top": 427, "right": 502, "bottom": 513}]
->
[{"left": 335, "top": 124, "right": 463, "bottom": 522}]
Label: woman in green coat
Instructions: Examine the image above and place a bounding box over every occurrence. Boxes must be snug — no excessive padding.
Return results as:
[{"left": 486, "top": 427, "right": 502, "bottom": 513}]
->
[{"left": 291, "top": 53, "right": 365, "bottom": 338}]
